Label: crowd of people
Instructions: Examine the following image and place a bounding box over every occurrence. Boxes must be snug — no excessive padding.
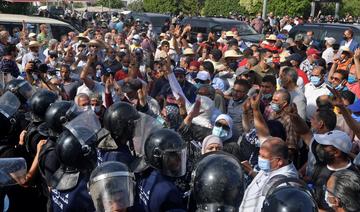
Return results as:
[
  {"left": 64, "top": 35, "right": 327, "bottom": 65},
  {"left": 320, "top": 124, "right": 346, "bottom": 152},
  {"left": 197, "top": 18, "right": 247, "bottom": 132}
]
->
[{"left": 0, "top": 10, "right": 360, "bottom": 212}]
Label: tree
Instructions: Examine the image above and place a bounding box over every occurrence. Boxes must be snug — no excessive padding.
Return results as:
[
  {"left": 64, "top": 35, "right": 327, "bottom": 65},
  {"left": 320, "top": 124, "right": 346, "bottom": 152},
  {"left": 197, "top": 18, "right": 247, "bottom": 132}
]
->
[
  {"left": 267, "top": 0, "right": 312, "bottom": 17},
  {"left": 202, "top": 0, "right": 244, "bottom": 16},
  {"left": 127, "top": 0, "right": 145, "bottom": 12},
  {"left": 179, "top": 0, "right": 201, "bottom": 16},
  {"left": 143, "top": 0, "right": 178, "bottom": 14},
  {"left": 96, "top": 0, "right": 124, "bottom": 9},
  {"left": 239, "top": 0, "right": 262, "bottom": 15},
  {"left": 341, "top": 0, "right": 360, "bottom": 17}
]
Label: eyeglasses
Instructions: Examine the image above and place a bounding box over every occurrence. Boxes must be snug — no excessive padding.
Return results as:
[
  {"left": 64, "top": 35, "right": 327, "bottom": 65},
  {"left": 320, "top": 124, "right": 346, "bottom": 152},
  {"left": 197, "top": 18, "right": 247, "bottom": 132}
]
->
[
  {"left": 89, "top": 45, "right": 98, "bottom": 48},
  {"left": 215, "top": 122, "right": 230, "bottom": 131}
]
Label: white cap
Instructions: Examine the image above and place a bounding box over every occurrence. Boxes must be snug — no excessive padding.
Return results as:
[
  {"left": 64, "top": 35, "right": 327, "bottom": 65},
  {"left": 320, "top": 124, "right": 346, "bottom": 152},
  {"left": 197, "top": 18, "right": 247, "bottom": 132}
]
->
[
  {"left": 314, "top": 130, "right": 352, "bottom": 154},
  {"left": 324, "top": 37, "right": 336, "bottom": 46},
  {"left": 133, "top": 34, "right": 140, "bottom": 40},
  {"left": 28, "top": 32, "right": 36, "bottom": 38},
  {"left": 196, "top": 71, "right": 211, "bottom": 81}
]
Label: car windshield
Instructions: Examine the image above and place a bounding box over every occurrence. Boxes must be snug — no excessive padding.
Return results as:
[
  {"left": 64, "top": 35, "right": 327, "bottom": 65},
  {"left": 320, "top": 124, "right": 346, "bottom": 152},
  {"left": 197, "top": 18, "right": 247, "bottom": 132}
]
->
[{"left": 233, "top": 23, "right": 258, "bottom": 35}]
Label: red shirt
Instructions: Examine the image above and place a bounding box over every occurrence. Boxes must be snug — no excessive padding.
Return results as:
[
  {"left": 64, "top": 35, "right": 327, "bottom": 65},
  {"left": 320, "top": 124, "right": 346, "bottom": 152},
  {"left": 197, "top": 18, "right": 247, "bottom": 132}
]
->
[{"left": 297, "top": 68, "right": 309, "bottom": 85}]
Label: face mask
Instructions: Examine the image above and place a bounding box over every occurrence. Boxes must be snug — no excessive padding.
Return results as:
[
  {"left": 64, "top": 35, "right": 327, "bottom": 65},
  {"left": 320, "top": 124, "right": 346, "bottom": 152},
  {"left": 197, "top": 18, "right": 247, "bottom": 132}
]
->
[
  {"left": 348, "top": 75, "right": 357, "bottom": 84},
  {"left": 195, "top": 82, "right": 202, "bottom": 89},
  {"left": 212, "top": 126, "right": 229, "bottom": 140},
  {"left": 258, "top": 156, "right": 271, "bottom": 172},
  {"left": 334, "top": 83, "right": 344, "bottom": 91},
  {"left": 7, "top": 36, "right": 11, "bottom": 43},
  {"left": 80, "top": 105, "right": 90, "bottom": 112},
  {"left": 310, "top": 76, "right": 321, "bottom": 86},
  {"left": 262, "top": 93, "right": 273, "bottom": 100},
  {"left": 270, "top": 102, "right": 281, "bottom": 112},
  {"left": 228, "top": 61, "right": 238, "bottom": 71},
  {"left": 119, "top": 48, "right": 127, "bottom": 53},
  {"left": 325, "top": 190, "right": 336, "bottom": 208},
  {"left": 96, "top": 69, "right": 102, "bottom": 78},
  {"left": 189, "top": 72, "right": 197, "bottom": 79},
  {"left": 197, "top": 37, "right": 203, "bottom": 43},
  {"left": 91, "top": 105, "right": 101, "bottom": 113},
  {"left": 122, "top": 66, "right": 128, "bottom": 73}
]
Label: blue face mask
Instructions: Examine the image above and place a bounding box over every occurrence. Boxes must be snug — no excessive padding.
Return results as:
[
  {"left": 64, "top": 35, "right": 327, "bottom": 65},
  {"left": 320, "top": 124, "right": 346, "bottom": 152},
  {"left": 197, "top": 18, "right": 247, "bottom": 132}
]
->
[
  {"left": 270, "top": 102, "right": 281, "bottom": 112},
  {"left": 258, "top": 156, "right": 271, "bottom": 172},
  {"left": 189, "top": 72, "right": 197, "bottom": 79},
  {"left": 348, "top": 75, "right": 357, "bottom": 84},
  {"left": 212, "top": 126, "right": 229, "bottom": 140},
  {"left": 195, "top": 82, "right": 202, "bottom": 89},
  {"left": 310, "top": 76, "right": 321, "bottom": 86},
  {"left": 262, "top": 93, "right": 273, "bottom": 100},
  {"left": 228, "top": 61, "right": 238, "bottom": 71},
  {"left": 122, "top": 66, "right": 129, "bottom": 73}
]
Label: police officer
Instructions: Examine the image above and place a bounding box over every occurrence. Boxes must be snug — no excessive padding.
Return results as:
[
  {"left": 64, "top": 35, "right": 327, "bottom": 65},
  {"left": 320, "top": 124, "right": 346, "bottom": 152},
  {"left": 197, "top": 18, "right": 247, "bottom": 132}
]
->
[
  {"left": 99, "top": 102, "right": 140, "bottom": 166},
  {"left": 89, "top": 161, "right": 136, "bottom": 212},
  {"left": 261, "top": 178, "right": 318, "bottom": 212},
  {"left": 5, "top": 79, "right": 34, "bottom": 109},
  {"left": 137, "top": 128, "right": 187, "bottom": 212},
  {"left": 50, "top": 110, "right": 100, "bottom": 212},
  {"left": 191, "top": 152, "right": 245, "bottom": 212}
]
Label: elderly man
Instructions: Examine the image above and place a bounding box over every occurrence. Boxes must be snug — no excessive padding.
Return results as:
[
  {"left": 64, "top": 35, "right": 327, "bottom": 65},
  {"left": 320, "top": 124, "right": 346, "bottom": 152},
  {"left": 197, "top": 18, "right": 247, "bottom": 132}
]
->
[{"left": 239, "top": 137, "right": 298, "bottom": 212}]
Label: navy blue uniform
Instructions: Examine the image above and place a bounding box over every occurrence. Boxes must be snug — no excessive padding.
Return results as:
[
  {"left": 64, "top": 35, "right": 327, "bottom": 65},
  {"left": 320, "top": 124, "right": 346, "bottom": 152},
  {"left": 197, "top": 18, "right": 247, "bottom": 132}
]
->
[
  {"left": 51, "top": 176, "right": 95, "bottom": 212},
  {"left": 137, "top": 170, "right": 186, "bottom": 212},
  {"left": 97, "top": 144, "right": 135, "bottom": 167}
]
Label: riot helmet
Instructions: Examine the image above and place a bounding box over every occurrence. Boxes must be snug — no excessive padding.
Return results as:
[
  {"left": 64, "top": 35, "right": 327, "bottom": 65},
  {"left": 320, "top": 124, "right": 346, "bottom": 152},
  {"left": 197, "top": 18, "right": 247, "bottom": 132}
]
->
[
  {"left": 0, "top": 158, "right": 27, "bottom": 187},
  {"left": 0, "top": 91, "right": 20, "bottom": 137},
  {"left": 191, "top": 152, "right": 244, "bottom": 212},
  {"left": 261, "top": 178, "right": 318, "bottom": 212},
  {"left": 29, "top": 89, "right": 58, "bottom": 122},
  {"left": 89, "top": 161, "right": 135, "bottom": 212},
  {"left": 5, "top": 79, "right": 34, "bottom": 104},
  {"left": 144, "top": 128, "right": 186, "bottom": 177},
  {"left": 103, "top": 102, "right": 140, "bottom": 142},
  {"left": 39, "top": 101, "right": 80, "bottom": 137}
]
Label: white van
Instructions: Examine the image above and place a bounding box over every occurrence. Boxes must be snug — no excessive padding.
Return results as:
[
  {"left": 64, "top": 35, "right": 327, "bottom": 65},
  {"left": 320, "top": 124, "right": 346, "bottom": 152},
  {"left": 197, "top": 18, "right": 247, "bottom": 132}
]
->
[{"left": 0, "top": 14, "right": 78, "bottom": 40}]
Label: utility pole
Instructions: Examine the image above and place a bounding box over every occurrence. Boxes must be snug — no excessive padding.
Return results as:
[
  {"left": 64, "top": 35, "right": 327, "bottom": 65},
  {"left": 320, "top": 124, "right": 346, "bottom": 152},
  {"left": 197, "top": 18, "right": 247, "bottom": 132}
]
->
[{"left": 262, "top": 0, "right": 268, "bottom": 20}]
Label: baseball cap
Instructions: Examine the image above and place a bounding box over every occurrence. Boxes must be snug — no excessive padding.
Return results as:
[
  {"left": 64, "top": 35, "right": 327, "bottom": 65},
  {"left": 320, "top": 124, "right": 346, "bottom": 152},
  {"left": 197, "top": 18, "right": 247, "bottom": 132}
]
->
[
  {"left": 324, "top": 37, "right": 336, "bottom": 46},
  {"left": 122, "top": 79, "right": 143, "bottom": 93},
  {"left": 306, "top": 48, "right": 320, "bottom": 56},
  {"left": 133, "top": 34, "right": 140, "bottom": 40},
  {"left": 235, "top": 67, "right": 250, "bottom": 76},
  {"left": 173, "top": 67, "right": 186, "bottom": 75},
  {"left": 314, "top": 130, "right": 352, "bottom": 154},
  {"left": 286, "top": 53, "right": 303, "bottom": 63},
  {"left": 348, "top": 100, "right": 360, "bottom": 113},
  {"left": 195, "top": 71, "right": 211, "bottom": 81}
]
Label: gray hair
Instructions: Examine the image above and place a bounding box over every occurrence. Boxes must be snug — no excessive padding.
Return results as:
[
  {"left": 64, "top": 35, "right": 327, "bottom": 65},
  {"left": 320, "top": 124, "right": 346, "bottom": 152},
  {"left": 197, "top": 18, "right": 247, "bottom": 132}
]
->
[
  {"left": 275, "top": 89, "right": 291, "bottom": 104},
  {"left": 283, "top": 67, "right": 298, "bottom": 83},
  {"left": 48, "top": 39, "right": 58, "bottom": 46},
  {"left": 332, "top": 170, "right": 360, "bottom": 212}
]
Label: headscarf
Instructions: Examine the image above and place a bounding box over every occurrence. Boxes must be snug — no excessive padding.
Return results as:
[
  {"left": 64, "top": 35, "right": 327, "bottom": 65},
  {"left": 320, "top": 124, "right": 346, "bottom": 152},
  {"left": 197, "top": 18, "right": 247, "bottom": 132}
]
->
[
  {"left": 201, "top": 135, "right": 223, "bottom": 154},
  {"left": 214, "top": 114, "right": 233, "bottom": 141}
]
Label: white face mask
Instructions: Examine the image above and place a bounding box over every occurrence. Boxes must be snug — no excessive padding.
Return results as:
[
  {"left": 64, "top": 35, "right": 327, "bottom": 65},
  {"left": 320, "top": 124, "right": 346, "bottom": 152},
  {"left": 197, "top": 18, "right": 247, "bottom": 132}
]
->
[
  {"left": 91, "top": 105, "right": 101, "bottom": 113},
  {"left": 80, "top": 105, "right": 91, "bottom": 112},
  {"left": 324, "top": 190, "right": 336, "bottom": 208}
]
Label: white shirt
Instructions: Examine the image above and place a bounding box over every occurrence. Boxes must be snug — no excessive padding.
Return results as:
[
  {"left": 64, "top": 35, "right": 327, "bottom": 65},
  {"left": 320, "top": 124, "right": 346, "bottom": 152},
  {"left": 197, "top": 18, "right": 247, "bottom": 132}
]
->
[
  {"left": 76, "top": 81, "right": 106, "bottom": 106},
  {"left": 21, "top": 51, "right": 45, "bottom": 69},
  {"left": 283, "top": 24, "right": 292, "bottom": 32},
  {"left": 239, "top": 163, "right": 298, "bottom": 212},
  {"left": 344, "top": 39, "right": 353, "bottom": 48},
  {"left": 304, "top": 82, "right": 330, "bottom": 121},
  {"left": 322, "top": 47, "right": 335, "bottom": 65}
]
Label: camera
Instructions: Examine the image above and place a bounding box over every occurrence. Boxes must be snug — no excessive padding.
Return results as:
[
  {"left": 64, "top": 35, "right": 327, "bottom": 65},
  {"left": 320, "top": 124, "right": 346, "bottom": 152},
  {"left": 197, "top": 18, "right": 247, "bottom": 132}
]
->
[{"left": 29, "top": 59, "right": 48, "bottom": 74}]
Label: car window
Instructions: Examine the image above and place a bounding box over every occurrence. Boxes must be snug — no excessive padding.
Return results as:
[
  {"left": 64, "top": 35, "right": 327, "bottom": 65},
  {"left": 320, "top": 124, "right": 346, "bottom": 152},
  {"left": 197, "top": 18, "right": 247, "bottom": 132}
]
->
[
  {"left": 323, "top": 27, "right": 346, "bottom": 44},
  {"left": 148, "top": 16, "right": 169, "bottom": 27},
  {"left": 0, "top": 23, "right": 23, "bottom": 36},
  {"left": 51, "top": 25, "right": 73, "bottom": 41},
  {"left": 234, "top": 23, "right": 258, "bottom": 35}
]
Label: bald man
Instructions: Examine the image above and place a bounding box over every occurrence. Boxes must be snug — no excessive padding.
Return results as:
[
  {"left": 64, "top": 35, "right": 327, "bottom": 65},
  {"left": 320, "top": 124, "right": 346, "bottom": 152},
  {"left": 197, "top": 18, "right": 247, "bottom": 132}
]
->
[{"left": 239, "top": 137, "right": 299, "bottom": 212}]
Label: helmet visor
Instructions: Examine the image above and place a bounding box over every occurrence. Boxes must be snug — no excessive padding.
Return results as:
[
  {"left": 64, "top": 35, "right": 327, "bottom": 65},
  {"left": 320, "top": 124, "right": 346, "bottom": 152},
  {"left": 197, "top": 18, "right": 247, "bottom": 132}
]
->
[
  {"left": 0, "top": 91, "right": 20, "bottom": 118},
  {"left": 17, "top": 80, "right": 35, "bottom": 100},
  {"left": 89, "top": 171, "right": 135, "bottom": 211},
  {"left": 162, "top": 148, "right": 187, "bottom": 177}
]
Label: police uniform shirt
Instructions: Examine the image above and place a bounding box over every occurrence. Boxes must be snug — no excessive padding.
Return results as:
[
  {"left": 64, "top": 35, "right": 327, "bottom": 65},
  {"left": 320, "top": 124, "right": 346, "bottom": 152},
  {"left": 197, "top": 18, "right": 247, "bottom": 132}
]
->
[
  {"left": 137, "top": 170, "right": 186, "bottom": 212},
  {"left": 239, "top": 163, "right": 299, "bottom": 212}
]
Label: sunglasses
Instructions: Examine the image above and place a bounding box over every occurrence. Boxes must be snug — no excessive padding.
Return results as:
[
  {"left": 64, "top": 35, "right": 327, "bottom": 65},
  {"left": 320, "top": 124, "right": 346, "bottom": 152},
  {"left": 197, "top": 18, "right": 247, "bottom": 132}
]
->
[
  {"left": 330, "top": 76, "right": 342, "bottom": 82},
  {"left": 214, "top": 122, "right": 230, "bottom": 131}
]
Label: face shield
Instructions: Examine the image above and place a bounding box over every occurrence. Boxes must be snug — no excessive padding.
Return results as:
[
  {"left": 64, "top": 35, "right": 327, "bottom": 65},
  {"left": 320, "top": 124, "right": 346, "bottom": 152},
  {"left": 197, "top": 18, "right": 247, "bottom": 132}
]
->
[
  {"left": 16, "top": 80, "right": 35, "bottom": 100},
  {"left": 161, "top": 148, "right": 187, "bottom": 177},
  {"left": 0, "top": 158, "right": 27, "bottom": 186},
  {"left": 132, "top": 112, "right": 163, "bottom": 156},
  {"left": 65, "top": 110, "right": 101, "bottom": 146},
  {"left": 0, "top": 91, "right": 20, "bottom": 119},
  {"left": 89, "top": 171, "right": 135, "bottom": 212}
]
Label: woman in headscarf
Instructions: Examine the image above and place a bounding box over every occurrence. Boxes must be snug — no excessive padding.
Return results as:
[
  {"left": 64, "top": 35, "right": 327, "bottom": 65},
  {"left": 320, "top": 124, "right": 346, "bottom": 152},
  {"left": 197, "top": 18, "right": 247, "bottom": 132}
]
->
[
  {"left": 201, "top": 135, "right": 223, "bottom": 154},
  {"left": 212, "top": 114, "right": 235, "bottom": 143}
]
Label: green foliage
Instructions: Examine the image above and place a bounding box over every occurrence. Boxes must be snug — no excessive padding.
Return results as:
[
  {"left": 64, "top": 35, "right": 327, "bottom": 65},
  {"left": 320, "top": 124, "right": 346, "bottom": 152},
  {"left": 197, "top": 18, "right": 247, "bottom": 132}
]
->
[
  {"left": 0, "top": 2, "right": 32, "bottom": 15},
  {"left": 143, "top": 0, "right": 178, "bottom": 14},
  {"left": 341, "top": 0, "right": 360, "bottom": 17},
  {"left": 202, "top": 0, "right": 244, "bottom": 16},
  {"left": 127, "top": 0, "right": 145, "bottom": 12},
  {"left": 96, "top": 0, "right": 124, "bottom": 9},
  {"left": 179, "top": 0, "right": 200, "bottom": 16},
  {"left": 239, "top": 0, "right": 262, "bottom": 15},
  {"left": 267, "top": 0, "right": 312, "bottom": 17}
]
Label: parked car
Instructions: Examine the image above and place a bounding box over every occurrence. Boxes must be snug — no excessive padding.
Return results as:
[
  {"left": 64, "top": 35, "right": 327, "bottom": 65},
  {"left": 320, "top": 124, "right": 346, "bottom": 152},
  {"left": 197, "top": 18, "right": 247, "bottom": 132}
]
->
[
  {"left": 289, "top": 23, "right": 360, "bottom": 48},
  {"left": 124, "top": 12, "right": 171, "bottom": 35},
  {"left": 0, "top": 14, "right": 78, "bottom": 41},
  {"left": 181, "top": 17, "right": 262, "bottom": 44}
]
